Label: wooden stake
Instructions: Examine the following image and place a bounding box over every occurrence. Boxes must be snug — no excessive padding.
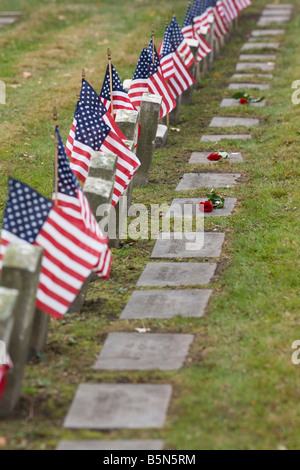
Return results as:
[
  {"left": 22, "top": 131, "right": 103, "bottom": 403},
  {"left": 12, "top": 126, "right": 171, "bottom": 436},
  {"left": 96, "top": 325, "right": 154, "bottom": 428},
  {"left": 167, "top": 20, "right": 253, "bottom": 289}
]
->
[
  {"left": 82, "top": 68, "right": 85, "bottom": 80},
  {"left": 151, "top": 26, "right": 155, "bottom": 64},
  {"left": 107, "top": 48, "right": 114, "bottom": 118},
  {"left": 53, "top": 107, "right": 59, "bottom": 206}
]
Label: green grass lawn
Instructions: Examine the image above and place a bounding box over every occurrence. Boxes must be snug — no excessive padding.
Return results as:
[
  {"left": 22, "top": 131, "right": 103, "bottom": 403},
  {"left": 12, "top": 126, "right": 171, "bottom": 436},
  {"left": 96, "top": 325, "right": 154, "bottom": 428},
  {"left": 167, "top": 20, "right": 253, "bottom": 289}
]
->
[{"left": 0, "top": 0, "right": 300, "bottom": 450}]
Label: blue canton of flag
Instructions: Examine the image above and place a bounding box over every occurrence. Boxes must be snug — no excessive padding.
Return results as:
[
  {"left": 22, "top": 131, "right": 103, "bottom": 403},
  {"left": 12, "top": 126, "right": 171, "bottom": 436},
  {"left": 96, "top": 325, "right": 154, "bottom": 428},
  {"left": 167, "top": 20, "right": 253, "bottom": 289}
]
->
[
  {"left": 100, "top": 64, "right": 134, "bottom": 118},
  {"left": 169, "top": 16, "right": 195, "bottom": 69}
]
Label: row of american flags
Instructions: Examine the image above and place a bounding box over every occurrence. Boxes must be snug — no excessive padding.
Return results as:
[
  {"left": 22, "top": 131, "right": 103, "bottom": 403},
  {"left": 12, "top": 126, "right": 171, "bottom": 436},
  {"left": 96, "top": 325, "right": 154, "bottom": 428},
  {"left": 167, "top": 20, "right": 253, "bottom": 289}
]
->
[{"left": 0, "top": 0, "right": 252, "bottom": 321}]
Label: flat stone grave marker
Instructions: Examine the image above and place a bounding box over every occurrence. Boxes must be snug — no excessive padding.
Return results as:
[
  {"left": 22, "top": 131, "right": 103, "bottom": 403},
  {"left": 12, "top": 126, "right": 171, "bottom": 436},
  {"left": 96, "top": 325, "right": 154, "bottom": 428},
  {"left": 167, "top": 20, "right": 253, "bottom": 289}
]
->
[
  {"left": 229, "top": 83, "right": 270, "bottom": 91},
  {"left": 236, "top": 62, "right": 275, "bottom": 71},
  {"left": 189, "top": 151, "right": 243, "bottom": 163},
  {"left": 221, "top": 98, "right": 266, "bottom": 107},
  {"left": 201, "top": 134, "right": 252, "bottom": 142},
  {"left": 94, "top": 332, "right": 194, "bottom": 370},
  {"left": 209, "top": 117, "right": 259, "bottom": 127},
  {"left": 167, "top": 198, "right": 237, "bottom": 218},
  {"left": 0, "top": 81, "right": 5, "bottom": 104},
  {"left": 137, "top": 262, "right": 217, "bottom": 287},
  {"left": 176, "top": 173, "right": 241, "bottom": 190},
  {"left": 262, "top": 9, "right": 292, "bottom": 15},
  {"left": 231, "top": 73, "right": 273, "bottom": 79},
  {"left": 251, "top": 29, "right": 285, "bottom": 36},
  {"left": 64, "top": 384, "right": 172, "bottom": 430},
  {"left": 239, "top": 54, "right": 277, "bottom": 61},
  {"left": 0, "top": 17, "right": 17, "bottom": 24},
  {"left": 151, "top": 232, "right": 225, "bottom": 259},
  {"left": 57, "top": 440, "right": 165, "bottom": 451},
  {"left": 120, "top": 289, "right": 213, "bottom": 320},
  {"left": 241, "top": 42, "right": 279, "bottom": 50},
  {"left": 264, "top": 5, "right": 293, "bottom": 10},
  {"left": 257, "top": 18, "right": 291, "bottom": 26}
]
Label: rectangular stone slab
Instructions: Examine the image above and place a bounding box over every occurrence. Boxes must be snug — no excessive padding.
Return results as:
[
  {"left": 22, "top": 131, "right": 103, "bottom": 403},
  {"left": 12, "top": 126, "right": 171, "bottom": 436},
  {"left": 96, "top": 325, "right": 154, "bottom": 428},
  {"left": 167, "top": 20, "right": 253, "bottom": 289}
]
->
[
  {"left": 229, "top": 83, "right": 270, "bottom": 90},
  {"left": 189, "top": 151, "right": 243, "bottom": 163},
  {"left": 137, "top": 262, "right": 217, "bottom": 287},
  {"left": 94, "top": 332, "right": 194, "bottom": 370},
  {"left": 176, "top": 173, "right": 241, "bottom": 190},
  {"left": 231, "top": 73, "right": 273, "bottom": 79},
  {"left": 239, "top": 54, "right": 277, "bottom": 61},
  {"left": 241, "top": 42, "right": 279, "bottom": 50},
  {"left": 221, "top": 98, "right": 266, "bottom": 107},
  {"left": 167, "top": 198, "right": 237, "bottom": 218},
  {"left": 120, "top": 290, "right": 213, "bottom": 319},
  {"left": 251, "top": 29, "right": 285, "bottom": 36},
  {"left": 57, "top": 440, "right": 165, "bottom": 450},
  {"left": 209, "top": 117, "right": 259, "bottom": 127},
  {"left": 201, "top": 134, "right": 252, "bottom": 142},
  {"left": 236, "top": 62, "right": 275, "bottom": 71},
  {"left": 257, "top": 18, "right": 290, "bottom": 26},
  {"left": 64, "top": 384, "right": 172, "bottom": 429},
  {"left": 151, "top": 232, "right": 225, "bottom": 258}
]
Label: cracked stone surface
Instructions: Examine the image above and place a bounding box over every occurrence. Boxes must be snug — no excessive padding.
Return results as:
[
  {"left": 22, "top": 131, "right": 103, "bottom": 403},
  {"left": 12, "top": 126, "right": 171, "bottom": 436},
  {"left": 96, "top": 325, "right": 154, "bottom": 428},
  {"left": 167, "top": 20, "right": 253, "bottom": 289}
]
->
[
  {"left": 137, "top": 262, "right": 217, "bottom": 287},
  {"left": 189, "top": 151, "right": 243, "bottom": 163},
  {"left": 64, "top": 384, "right": 172, "bottom": 429},
  {"left": 120, "top": 289, "right": 213, "bottom": 319},
  {"left": 93, "top": 332, "right": 194, "bottom": 370}
]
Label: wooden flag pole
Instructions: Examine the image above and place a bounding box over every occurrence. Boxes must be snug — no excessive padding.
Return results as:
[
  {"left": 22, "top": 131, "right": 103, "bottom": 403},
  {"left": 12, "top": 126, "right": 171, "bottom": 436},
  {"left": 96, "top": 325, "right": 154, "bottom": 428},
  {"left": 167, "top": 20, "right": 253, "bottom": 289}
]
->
[
  {"left": 108, "top": 48, "right": 114, "bottom": 118},
  {"left": 53, "top": 106, "right": 59, "bottom": 206},
  {"left": 151, "top": 26, "right": 155, "bottom": 64},
  {"left": 82, "top": 68, "right": 85, "bottom": 80}
]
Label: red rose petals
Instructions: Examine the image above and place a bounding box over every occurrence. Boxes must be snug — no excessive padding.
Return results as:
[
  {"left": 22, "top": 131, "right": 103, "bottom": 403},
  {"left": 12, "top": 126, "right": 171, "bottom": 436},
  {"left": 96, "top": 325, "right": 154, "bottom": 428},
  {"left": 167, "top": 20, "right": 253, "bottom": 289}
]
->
[
  {"left": 199, "top": 201, "right": 214, "bottom": 213},
  {"left": 207, "top": 153, "right": 222, "bottom": 161}
]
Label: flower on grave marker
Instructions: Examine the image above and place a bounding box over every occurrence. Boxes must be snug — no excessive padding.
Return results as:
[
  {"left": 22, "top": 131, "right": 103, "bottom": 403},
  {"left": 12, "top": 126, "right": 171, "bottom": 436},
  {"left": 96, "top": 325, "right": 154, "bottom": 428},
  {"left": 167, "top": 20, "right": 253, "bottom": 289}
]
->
[
  {"left": 207, "top": 151, "right": 229, "bottom": 161},
  {"left": 199, "top": 201, "right": 214, "bottom": 213},
  {"left": 232, "top": 89, "right": 265, "bottom": 104},
  {"left": 206, "top": 189, "right": 225, "bottom": 209}
]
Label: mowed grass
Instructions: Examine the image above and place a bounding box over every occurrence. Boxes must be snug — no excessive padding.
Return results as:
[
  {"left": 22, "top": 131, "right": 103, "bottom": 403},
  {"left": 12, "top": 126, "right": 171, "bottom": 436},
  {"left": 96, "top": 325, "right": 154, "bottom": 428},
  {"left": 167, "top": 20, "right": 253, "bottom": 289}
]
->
[{"left": 0, "top": 0, "right": 300, "bottom": 450}]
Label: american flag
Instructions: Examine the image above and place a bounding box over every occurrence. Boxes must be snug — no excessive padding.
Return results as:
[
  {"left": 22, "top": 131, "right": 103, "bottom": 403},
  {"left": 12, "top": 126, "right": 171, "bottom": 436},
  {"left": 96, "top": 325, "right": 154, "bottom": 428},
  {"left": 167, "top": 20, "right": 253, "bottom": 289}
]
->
[
  {"left": 169, "top": 16, "right": 195, "bottom": 69},
  {"left": 0, "top": 178, "right": 111, "bottom": 319},
  {"left": 148, "top": 61, "right": 176, "bottom": 119},
  {"left": 68, "top": 101, "right": 140, "bottom": 207},
  {"left": 182, "top": 2, "right": 194, "bottom": 39},
  {"left": 234, "top": 0, "right": 252, "bottom": 12},
  {"left": 194, "top": 0, "right": 210, "bottom": 35},
  {"left": 100, "top": 63, "right": 135, "bottom": 118},
  {"left": 211, "top": 0, "right": 229, "bottom": 37},
  {"left": 222, "top": 0, "right": 239, "bottom": 22},
  {"left": 128, "top": 48, "right": 151, "bottom": 110},
  {"left": 194, "top": 29, "right": 212, "bottom": 63},
  {"left": 147, "top": 38, "right": 161, "bottom": 70},
  {"left": 160, "top": 26, "right": 175, "bottom": 80}
]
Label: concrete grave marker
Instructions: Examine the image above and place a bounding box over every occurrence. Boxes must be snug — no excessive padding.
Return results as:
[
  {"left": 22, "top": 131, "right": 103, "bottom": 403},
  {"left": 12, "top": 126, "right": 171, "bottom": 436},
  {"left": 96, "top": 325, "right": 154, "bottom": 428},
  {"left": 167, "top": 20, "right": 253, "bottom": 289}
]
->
[
  {"left": 137, "top": 262, "right": 217, "bottom": 287},
  {"left": 236, "top": 62, "right": 275, "bottom": 71},
  {"left": 155, "top": 124, "right": 168, "bottom": 148},
  {"left": 151, "top": 232, "right": 225, "bottom": 258},
  {"left": 189, "top": 151, "right": 243, "bottom": 163},
  {"left": 241, "top": 42, "right": 279, "bottom": 50},
  {"left": 201, "top": 134, "right": 252, "bottom": 142},
  {"left": 64, "top": 384, "right": 172, "bottom": 429},
  {"left": 0, "top": 81, "right": 5, "bottom": 104},
  {"left": 181, "top": 39, "right": 199, "bottom": 104},
  {"left": 229, "top": 83, "right": 270, "bottom": 91},
  {"left": 239, "top": 54, "right": 277, "bottom": 61},
  {"left": 251, "top": 29, "right": 285, "bottom": 36},
  {"left": 115, "top": 109, "right": 140, "bottom": 148},
  {"left": 257, "top": 17, "right": 290, "bottom": 26},
  {"left": 120, "top": 289, "right": 213, "bottom": 320},
  {"left": 167, "top": 198, "right": 237, "bottom": 218},
  {"left": 176, "top": 173, "right": 241, "bottom": 191},
  {"left": 209, "top": 117, "right": 260, "bottom": 127},
  {"left": 57, "top": 440, "right": 165, "bottom": 451},
  {"left": 0, "top": 244, "right": 43, "bottom": 416},
  {"left": 220, "top": 98, "right": 266, "bottom": 107},
  {"left": 231, "top": 73, "right": 273, "bottom": 79},
  {"left": 94, "top": 332, "right": 194, "bottom": 370},
  {"left": 0, "top": 287, "right": 19, "bottom": 350}
]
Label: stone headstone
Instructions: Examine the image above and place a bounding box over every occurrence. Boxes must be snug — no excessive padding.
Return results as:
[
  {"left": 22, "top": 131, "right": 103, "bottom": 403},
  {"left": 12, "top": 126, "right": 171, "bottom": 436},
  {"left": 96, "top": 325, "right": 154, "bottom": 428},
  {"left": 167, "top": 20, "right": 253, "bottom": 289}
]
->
[
  {"left": 181, "top": 39, "right": 198, "bottom": 104},
  {"left": 28, "top": 309, "right": 50, "bottom": 358},
  {"left": 236, "top": 62, "right": 275, "bottom": 71},
  {"left": 88, "top": 151, "right": 118, "bottom": 181},
  {"left": 163, "top": 95, "right": 181, "bottom": 125},
  {"left": 220, "top": 98, "right": 266, "bottom": 107},
  {"left": 115, "top": 109, "right": 140, "bottom": 148},
  {"left": 209, "top": 117, "right": 260, "bottom": 128},
  {"left": 134, "top": 93, "right": 162, "bottom": 186},
  {"left": 201, "top": 134, "right": 252, "bottom": 142},
  {"left": 0, "top": 243, "right": 43, "bottom": 416},
  {"left": 251, "top": 29, "right": 285, "bottom": 36},
  {"left": 229, "top": 83, "right": 270, "bottom": 90},
  {"left": 57, "top": 440, "right": 165, "bottom": 450},
  {"left": 189, "top": 151, "right": 243, "bottom": 163},
  {"left": 167, "top": 198, "right": 237, "bottom": 218},
  {"left": 137, "top": 262, "right": 217, "bottom": 287},
  {"left": 120, "top": 290, "right": 213, "bottom": 320},
  {"left": 64, "top": 383, "right": 172, "bottom": 429},
  {"left": 0, "top": 287, "right": 19, "bottom": 349},
  {"left": 94, "top": 332, "right": 194, "bottom": 370},
  {"left": 239, "top": 54, "right": 277, "bottom": 61},
  {"left": 241, "top": 42, "right": 279, "bottom": 50},
  {"left": 151, "top": 232, "right": 225, "bottom": 258},
  {"left": 155, "top": 124, "right": 168, "bottom": 148},
  {"left": 0, "top": 81, "right": 5, "bottom": 104}
]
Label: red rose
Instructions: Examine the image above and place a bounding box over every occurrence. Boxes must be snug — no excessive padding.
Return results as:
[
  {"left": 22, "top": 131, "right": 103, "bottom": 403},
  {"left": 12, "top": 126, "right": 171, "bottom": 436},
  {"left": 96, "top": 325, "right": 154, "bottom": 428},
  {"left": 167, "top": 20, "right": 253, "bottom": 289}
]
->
[
  {"left": 199, "top": 201, "right": 214, "bottom": 213},
  {"left": 207, "top": 153, "right": 222, "bottom": 161},
  {"left": 240, "top": 97, "right": 248, "bottom": 104}
]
